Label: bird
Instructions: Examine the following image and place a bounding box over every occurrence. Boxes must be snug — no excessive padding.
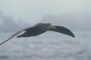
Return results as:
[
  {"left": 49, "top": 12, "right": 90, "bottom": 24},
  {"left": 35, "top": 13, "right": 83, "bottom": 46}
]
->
[{"left": 0, "top": 23, "right": 75, "bottom": 46}]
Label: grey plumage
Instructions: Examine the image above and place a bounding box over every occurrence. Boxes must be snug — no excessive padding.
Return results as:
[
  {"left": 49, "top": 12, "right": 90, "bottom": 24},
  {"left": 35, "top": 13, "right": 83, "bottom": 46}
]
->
[{"left": 0, "top": 23, "right": 75, "bottom": 46}]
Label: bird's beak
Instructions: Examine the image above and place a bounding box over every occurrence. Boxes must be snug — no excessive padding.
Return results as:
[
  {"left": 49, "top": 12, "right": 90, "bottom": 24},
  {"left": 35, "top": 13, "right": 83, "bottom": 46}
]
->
[{"left": 50, "top": 25, "right": 56, "bottom": 29}]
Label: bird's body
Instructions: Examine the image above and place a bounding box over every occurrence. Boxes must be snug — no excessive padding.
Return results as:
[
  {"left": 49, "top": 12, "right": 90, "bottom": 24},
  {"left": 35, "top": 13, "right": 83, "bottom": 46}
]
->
[
  {"left": 17, "top": 23, "right": 53, "bottom": 37},
  {"left": 17, "top": 24, "right": 47, "bottom": 37},
  {"left": 0, "top": 23, "right": 75, "bottom": 46}
]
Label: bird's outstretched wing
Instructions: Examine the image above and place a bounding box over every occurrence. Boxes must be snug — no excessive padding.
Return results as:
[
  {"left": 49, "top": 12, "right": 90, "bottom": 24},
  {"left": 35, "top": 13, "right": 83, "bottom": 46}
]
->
[
  {"left": 0, "top": 23, "right": 44, "bottom": 46},
  {"left": 49, "top": 26, "right": 75, "bottom": 38},
  {"left": 0, "top": 27, "right": 33, "bottom": 46}
]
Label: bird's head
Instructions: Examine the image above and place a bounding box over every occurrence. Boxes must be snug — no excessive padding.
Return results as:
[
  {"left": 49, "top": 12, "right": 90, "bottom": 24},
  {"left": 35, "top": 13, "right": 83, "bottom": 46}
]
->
[{"left": 45, "top": 23, "right": 56, "bottom": 29}]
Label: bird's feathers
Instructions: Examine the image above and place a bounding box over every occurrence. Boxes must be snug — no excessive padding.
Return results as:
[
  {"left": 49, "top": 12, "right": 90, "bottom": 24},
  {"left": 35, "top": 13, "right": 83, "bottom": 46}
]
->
[
  {"left": 0, "top": 26, "right": 34, "bottom": 45},
  {"left": 49, "top": 26, "right": 75, "bottom": 38},
  {"left": 0, "top": 23, "right": 75, "bottom": 46},
  {"left": 0, "top": 24, "right": 47, "bottom": 45}
]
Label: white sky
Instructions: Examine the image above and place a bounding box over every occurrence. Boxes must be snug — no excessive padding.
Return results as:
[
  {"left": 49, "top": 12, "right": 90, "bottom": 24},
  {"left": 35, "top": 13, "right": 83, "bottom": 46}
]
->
[{"left": 0, "top": 0, "right": 91, "bottom": 24}]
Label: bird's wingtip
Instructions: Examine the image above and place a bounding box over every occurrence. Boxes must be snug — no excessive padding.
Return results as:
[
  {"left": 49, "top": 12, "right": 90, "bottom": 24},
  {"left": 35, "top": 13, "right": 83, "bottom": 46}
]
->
[
  {"left": 72, "top": 35, "right": 75, "bottom": 38},
  {"left": 70, "top": 33, "right": 75, "bottom": 38}
]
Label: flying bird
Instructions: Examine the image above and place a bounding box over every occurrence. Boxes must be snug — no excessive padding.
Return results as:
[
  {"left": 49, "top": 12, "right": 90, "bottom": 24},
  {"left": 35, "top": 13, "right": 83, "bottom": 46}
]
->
[{"left": 0, "top": 23, "right": 75, "bottom": 46}]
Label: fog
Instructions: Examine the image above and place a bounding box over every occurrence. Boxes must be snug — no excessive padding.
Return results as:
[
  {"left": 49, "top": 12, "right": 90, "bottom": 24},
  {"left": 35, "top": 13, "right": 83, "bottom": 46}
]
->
[
  {"left": 41, "top": 10, "right": 91, "bottom": 31},
  {"left": 0, "top": 10, "right": 91, "bottom": 32},
  {"left": 0, "top": 0, "right": 91, "bottom": 32},
  {"left": 0, "top": 11, "right": 30, "bottom": 32}
]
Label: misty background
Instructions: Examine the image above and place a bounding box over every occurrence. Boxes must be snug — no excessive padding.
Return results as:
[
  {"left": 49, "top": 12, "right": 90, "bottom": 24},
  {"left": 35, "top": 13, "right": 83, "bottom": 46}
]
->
[
  {"left": 0, "top": 0, "right": 91, "bottom": 32},
  {"left": 0, "top": 1, "right": 91, "bottom": 60}
]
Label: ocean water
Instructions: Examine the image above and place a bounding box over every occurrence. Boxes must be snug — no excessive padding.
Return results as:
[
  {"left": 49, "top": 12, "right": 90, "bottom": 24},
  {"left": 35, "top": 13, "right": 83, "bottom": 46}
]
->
[{"left": 0, "top": 31, "right": 91, "bottom": 60}]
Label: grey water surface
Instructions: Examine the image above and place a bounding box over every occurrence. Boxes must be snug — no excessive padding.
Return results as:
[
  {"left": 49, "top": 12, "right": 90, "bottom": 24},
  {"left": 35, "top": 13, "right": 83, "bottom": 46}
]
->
[{"left": 0, "top": 31, "right": 91, "bottom": 60}]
